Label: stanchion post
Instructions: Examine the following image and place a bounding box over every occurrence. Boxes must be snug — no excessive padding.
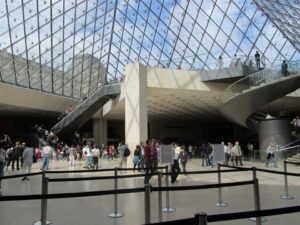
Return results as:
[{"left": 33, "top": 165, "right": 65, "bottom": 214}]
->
[
  {"left": 214, "top": 163, "right": 228, "bottom": 207},
  {"left": 162, "top": 165, "right": 175, "bottom": 212},
  {"left": 249, "top": 178, "right": 266, "bottom": 224},
  {"left": 33, "top": 170, "right": 51, "bottom": 225},
  {"left": 108, "top": 167, "right": 123, "bottom": 218},
  {"left": 158, "top": 172, "right": 162, "bottom": 222},
  {"left": 280, "top": 160, "right": 294, "bottom": 200},
  {"left": 144, "top": 184, "right": 152, "bottom": 224},
  {"left": 195, "top": 212, "right": 208, "bottom": 225},
  {"left": 252, "top": 167, "right": 257, "bottom": 180}
]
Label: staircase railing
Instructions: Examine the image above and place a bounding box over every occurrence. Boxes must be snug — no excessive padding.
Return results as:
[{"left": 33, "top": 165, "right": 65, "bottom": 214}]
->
[{"left": 220, "top": 60, "right": 300, "bottom": 105}]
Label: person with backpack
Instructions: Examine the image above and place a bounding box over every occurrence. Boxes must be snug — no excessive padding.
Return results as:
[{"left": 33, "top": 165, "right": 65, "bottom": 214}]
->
[{"left": 0, "top": 142, "right": 6, "bottom": 195}]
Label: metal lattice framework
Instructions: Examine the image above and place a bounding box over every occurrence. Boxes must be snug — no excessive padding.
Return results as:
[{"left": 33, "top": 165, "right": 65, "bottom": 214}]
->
[{"left": 0, "top": 0, "right": 299, "bottom": 100}]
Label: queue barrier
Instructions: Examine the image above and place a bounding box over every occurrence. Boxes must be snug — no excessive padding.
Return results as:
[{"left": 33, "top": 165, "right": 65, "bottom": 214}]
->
[
  {"left": 1, "top": 163, "right": 300, "bottom": 225},
  {"left": 219, "top": 162, "right": 300, "bottom": 201}
]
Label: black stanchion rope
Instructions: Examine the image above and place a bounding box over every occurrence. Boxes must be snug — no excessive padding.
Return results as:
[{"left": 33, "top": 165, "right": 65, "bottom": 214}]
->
[
  {"left": 152, "top": 180, "right": 254, "bottom": 192},
  {"left": 0, "top": 187, "right": 145, "bottom": 201},
  {"left": 0, "top": 172, "right": 43, "bottom": 180}
]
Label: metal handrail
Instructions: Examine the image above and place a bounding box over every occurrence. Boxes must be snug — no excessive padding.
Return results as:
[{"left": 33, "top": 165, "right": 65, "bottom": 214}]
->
[{"left": 220, "top": 60, "right": 300, "bottom": 105}]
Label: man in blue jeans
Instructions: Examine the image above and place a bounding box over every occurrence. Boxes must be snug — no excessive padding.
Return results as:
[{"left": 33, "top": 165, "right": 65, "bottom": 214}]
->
[{"left": 41, "top": 144, "right": 52, "bottom": 170}]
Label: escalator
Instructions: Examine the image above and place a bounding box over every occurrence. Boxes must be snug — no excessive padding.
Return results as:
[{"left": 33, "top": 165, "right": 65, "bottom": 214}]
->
[{"left": 51, "top": 83, "right": 121, "bottom": 136}]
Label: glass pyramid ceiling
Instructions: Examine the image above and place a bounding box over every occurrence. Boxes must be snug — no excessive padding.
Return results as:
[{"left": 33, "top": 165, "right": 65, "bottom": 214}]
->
[{"left": 0, "top": 0, "right": 299, "bottom": 99}]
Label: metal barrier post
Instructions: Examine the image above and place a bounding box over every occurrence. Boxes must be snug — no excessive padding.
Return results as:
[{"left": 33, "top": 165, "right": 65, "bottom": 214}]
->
[
  {"left": 195, "top": 212, "right": 208, "bottom": 225},
  {"left": 145, "top": 184, "right": 152, "bottom": 224},
  {"left": 33, "top": 171, "right": 51, "bottom": 225},
  {"left": 252, "top": 167, "right": 257, "bottom": 180},
  {"left": 158, "top": 172, "right": 163, "bottom": 222},
  {"left": 162, "top": 165, "right": 175, "bottom": 212},
  {"left": 280, "top": 160, "right": 294, "bottom": 200},
  {"left": 214, "top": 164, "right": 228, "bottom": 207},
  {"left": 108, "top": 167, "right": 123, "bottom": 218},
  {"left": 249, "top": 178, "right": 267, "bottom": 224}
]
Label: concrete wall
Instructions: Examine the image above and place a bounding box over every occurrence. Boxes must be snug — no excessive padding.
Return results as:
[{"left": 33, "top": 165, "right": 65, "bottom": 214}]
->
[{"left": 0, "top": 82, "right": 78, "bottom": 113}]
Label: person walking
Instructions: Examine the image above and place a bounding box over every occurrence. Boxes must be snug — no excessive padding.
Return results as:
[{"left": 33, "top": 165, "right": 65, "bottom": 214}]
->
[{"left": 22, "top": 145, "right": 33, "bottom": 181}]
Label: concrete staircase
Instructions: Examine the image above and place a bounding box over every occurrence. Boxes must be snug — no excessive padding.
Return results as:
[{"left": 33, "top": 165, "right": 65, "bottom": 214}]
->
[{"left": 286, "top": 153, "right": 300, "bottom": 163}]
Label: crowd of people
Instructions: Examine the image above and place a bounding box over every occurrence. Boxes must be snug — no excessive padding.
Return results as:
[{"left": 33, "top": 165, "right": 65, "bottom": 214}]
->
[{"left": 0, "top": 131, "right": 290, "bottom": 195}]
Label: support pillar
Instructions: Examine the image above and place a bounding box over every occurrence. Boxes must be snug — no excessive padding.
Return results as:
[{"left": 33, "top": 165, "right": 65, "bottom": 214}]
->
[
  {"left": 125, "top": 63, "right": 148, "bottom": 150},
  {"left": 258, "top": 119, "right": 292, "bottom": 160},
  {"left": 93, "top": 117, "right": 107, "bottom": 146}
]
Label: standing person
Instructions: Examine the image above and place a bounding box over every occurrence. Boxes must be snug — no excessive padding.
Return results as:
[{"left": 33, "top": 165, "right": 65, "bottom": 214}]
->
[
  {"left": 76, "top": 144, "right": 82, "bottom": 161},
  {"left": 265, "top": 143, "right": 277, "bottom": 168},
  {"left": 178, "top": 146, "right": 188, "bottom": 175},
  {"left": 117, "top": 142, "right": 127, "bottom": 169},
  {"left": 254, "top": 51, "right": 261, "bottom": 68},
  {"left": 92, "top": 144, "right": 100, "bottom": 169},
  {"left": 0, "top": 143, "right": 6, "bottom": 195},
  {"left": 200, "top": 144, "right": 207, "bottom": 167},
  {"left": 133, "top": 145, "right": 141, "bottom": 172},
  {"left": 144, "top": 140, "right": 152, "bottom": 184},
  {"left": 232, "top": 141, "right": 243, "bottom": 166},
  {"left": 281, "top": 60, "right": 288, "bottom": 77},
  {"left": 206, "top": 143, "right": 214, "bottom": 168},
  {"left": 225, "top": 142, "right": 233, "bottom": 166},
  {"left": 62, "top": 144, "right": 68, "bottom": 161},
  {"left": 218, "top": 55, "right": 224, "bottom": 68},
  {"left": 41, "top": 144, "right": 52, "bottom": 171},
  {"left": 9, "top": 142, "right": 21, "bottom": 170},
  {"left": 83, "top": 142, "right": 93, "bottom": 169},
  {"left": 171, "top": 143, "right": 181, "bottom": 184},
  {"left": 22, "top": 145, "right": 33, "bottom": 181},
  {"left": 68, "top": 145, "right": 76, "bottom": 166}
]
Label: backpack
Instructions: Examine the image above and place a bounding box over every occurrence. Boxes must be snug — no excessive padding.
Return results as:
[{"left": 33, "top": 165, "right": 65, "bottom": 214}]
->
[
  {"left": 124, "top": 148, "right": 130, "bottom": 157},
  {"left": 181, "top": 152, "right": 188, "bottom": 163}
]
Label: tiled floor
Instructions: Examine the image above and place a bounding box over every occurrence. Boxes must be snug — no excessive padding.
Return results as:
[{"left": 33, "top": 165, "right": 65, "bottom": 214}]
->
[{"left": 0, "top": 158, "right": 300, "bottom": 225}]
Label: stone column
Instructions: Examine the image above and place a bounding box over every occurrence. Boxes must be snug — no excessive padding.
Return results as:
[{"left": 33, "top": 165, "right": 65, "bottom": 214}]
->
[
  {"left": 93, "top": 117, "right": 107, "bottom": 146},
  {"left": 125, "top": 63, "right": 148, "bottom": 150},
  {"left": 258, "top": 118, "right": 292, "bottom": 160}
]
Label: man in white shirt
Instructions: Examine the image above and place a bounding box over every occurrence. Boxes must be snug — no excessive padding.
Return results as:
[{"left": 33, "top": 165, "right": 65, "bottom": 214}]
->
[{"left": 41, "top": 144, "right": 52, "bottom": 170}]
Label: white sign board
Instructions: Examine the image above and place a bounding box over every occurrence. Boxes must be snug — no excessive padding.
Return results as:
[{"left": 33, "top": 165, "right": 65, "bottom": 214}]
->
[
  {"left": 160, "top": 145, "right": 173, "bottom": 164},
  {"left": 212, "top": 144, "right": 225, "bottom": 165}
]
